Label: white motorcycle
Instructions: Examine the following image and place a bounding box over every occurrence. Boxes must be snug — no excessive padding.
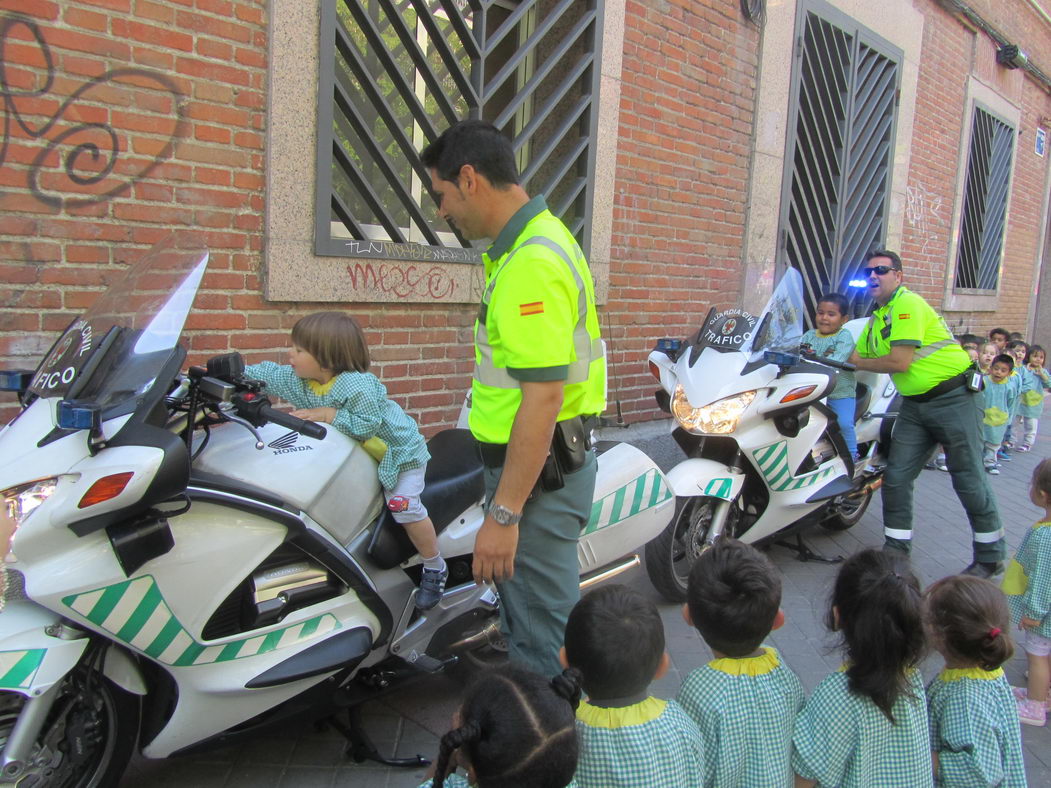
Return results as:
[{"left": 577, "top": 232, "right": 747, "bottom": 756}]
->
[
  {"left": 644, "top": 269, "right": 898, "bottom": 601},
  {"left": 0, "top": 234, "right": 675, "bottom": 785}
]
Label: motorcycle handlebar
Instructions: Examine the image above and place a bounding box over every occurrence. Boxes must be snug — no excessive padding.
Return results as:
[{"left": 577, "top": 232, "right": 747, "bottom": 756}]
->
[
  {"left": 258, "top": 404, "right": 327, "bottom": 441},
  {"left": 799, "top": 348, "right": 856, "bottom": 373}
]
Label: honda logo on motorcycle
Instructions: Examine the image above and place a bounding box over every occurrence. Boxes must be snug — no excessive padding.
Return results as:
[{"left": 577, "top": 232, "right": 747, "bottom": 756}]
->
[{"left": 267, "top": 431, "right": 313, "bottom": 455}]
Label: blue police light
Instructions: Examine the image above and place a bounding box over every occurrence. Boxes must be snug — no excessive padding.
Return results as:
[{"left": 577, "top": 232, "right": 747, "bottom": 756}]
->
[
  {"left": 764, "top": 351, "right": 800, "bottom": 367},
  {"left": 0, "top": 370, "right": 33, "bottom": 393},
  {"left": 655, "top": 338, "right": 682, "bottom": 353},
  {"left": 848, "top": 279, "right": 869, "bottom": 288},
  {"left": 57, "top": 400, "right": 101, "bottom": 431}
]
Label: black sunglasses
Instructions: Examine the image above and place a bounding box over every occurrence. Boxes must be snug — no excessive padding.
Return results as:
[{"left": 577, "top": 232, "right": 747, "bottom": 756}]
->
[{"left": 862, "top": 265, "right": 897, "bottom": 277}]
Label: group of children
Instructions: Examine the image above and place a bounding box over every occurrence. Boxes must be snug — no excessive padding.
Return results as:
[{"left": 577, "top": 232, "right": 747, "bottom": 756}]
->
[
  {"left": 422, "top": 459, "right": 1051, "bottom": 787},
  {"left": 966, "top": 328, "right": 1051, "bottom": 476}
]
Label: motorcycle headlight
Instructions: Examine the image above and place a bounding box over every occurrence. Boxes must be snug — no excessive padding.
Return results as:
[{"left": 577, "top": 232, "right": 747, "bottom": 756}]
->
[
  {"left": 3, "top": 478, "right": 59, "bottom": 528},
  {"left": 672, "top": 386, "right": 756, "bottom": 434}
]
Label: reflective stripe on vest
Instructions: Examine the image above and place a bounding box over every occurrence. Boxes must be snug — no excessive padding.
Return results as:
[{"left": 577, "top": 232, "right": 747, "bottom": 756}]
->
[
  {"left": 866, "top": 309, "right": 957, "bottom": 360},
  {"left": 475, "top": 235, "right": 604, "bottom": 390}
]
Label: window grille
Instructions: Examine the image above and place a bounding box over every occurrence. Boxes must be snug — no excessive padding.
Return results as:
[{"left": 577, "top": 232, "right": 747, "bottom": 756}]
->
[
  {"left": 315, "top": 0, "right": 602, "bottom": 262},
  {"left": 780, "top": 3, "right": 900, "bottom": 320},
  {"left": 953, "top": 106, "right": 1014, "bottom": 292}
]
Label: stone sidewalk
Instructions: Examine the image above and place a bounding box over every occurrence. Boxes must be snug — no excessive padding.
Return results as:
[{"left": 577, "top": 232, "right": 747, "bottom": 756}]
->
[{"left": 121, "top": 418, "right": 1051, "bottom": 787}]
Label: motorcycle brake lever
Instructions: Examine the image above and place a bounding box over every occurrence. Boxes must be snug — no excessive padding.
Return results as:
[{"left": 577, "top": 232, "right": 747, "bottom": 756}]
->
[{"left": 219, "top": 407, "right": 265, "bottom": 449}]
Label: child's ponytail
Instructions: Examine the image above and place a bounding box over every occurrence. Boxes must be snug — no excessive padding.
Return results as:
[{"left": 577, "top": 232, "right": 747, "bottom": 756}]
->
[
  {"left": 433, "top": 721, "right": 482, "bottom": 788},
  {"left": 924, "top": 574, "right": 1014, "bottom": 672},
  {"left": 829, "top": 550, "right": 925, "bottom": 721}
]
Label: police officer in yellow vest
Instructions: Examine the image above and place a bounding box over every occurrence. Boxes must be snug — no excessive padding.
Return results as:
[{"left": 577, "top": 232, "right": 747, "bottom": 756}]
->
[
  {"left": 849, "top": 250, "right": 1005, "bottom": 576},
  {"left": 421, "top": 121, "right": 606, "bottom": 675}
]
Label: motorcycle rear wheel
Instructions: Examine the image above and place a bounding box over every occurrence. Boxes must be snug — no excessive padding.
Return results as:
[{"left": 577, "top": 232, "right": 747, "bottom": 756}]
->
[
  {"left": 644, "top": 497, "right": 720, "bottom": 603},
  {"left": 822, "top": 488, "right": 873, "bottom": 531},
  {"left": 0, "top": 672, "right": 139, "bottom": 788}
]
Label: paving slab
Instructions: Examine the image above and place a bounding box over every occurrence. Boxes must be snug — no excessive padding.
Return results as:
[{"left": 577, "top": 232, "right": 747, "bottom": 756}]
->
[{"left": 121, "top": 417, "right": 1051, "bottom": 787}]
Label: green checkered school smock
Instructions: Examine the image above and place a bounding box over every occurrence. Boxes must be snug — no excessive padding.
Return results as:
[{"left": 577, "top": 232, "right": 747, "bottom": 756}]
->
[
  {"left": 1002, "top": 521, "right": 1051, "bottom": 638},
  {"left": 927, "top": 667, "right": 1026, "bottom": 787},
  {"left": 676, "top": 646, "right": 804, "bottom": 787},
  {"left": 418, "top": 775, "right": 577, "bottom": 788},
  {"left": 245, "top": 362, "right": 429, "bottom": 489},
  {"left": 792, "top": 667, "right": 933, "bottom": 788},
  {"left": 574, "top": 696, "right": 705, "bottom": 788}
]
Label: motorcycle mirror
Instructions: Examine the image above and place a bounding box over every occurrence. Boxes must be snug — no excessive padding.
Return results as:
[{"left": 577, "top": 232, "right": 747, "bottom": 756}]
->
[
  {"left": 0, "top": 370, "right": 33, "bottom": 394},
  {"left": 57, "top": 399, "right": 102, "bottom": 432}
]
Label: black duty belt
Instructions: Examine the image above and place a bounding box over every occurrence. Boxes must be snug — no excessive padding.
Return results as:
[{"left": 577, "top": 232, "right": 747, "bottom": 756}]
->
[
  {"left": 477, "top": 415, "right": 593, "bottom": 469},
  {"left": 902, "top": 371, "right": 968, "bottom": 403}
]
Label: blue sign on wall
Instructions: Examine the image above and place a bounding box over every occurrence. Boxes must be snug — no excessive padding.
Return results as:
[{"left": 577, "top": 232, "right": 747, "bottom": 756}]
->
[{"left": 1037, "top": 127, "right": 1047, "bottom": 158}]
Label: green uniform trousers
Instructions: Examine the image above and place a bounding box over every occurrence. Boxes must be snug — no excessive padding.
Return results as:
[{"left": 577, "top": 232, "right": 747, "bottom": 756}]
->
[
  {"left": 882, "top": 385, "right": 1005, "bottom": 563},
  {"left": 484, "top": 450, "right": 597, "bottom": 677}
]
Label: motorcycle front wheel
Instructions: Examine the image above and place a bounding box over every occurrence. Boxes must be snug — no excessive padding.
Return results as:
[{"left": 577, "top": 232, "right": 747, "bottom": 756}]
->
[
  {"left": 644, "top": 496, "right": 722, "bottom": 603},
  {"left": 0, "top": 671, "right": 139, "bottom": 788}
]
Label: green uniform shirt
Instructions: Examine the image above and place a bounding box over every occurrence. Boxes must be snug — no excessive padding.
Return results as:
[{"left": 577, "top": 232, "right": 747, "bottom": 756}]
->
[
  {"left": 470, "top": 196, "right": 606, "bottom": 444},
  {"left": 926, "top": 667, "right": 1027, "bottom": 788},
  {"left": 855, "top": 286, "right": 969, "bottom": 397}
]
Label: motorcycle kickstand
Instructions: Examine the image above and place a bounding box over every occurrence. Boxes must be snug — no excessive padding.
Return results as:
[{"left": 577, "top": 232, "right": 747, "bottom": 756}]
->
[
  {"left": 775, "top": 532, "right": 844, "bottom": 564},
  {"left": 327, "top": 704, "right": 430, "bottom": 768}
]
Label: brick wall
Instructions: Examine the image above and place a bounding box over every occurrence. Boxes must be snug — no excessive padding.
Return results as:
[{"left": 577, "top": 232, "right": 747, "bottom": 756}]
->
[{"left": 1, "top": 0, "right": 1049, "bottom": 431}]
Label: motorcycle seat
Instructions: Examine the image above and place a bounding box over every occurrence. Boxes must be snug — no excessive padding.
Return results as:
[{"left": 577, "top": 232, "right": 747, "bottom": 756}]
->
[
  {"left": 853, "top": 382, "right": 872, "bottom": 423},
  {"left": 367, "top": 429, "right": 485, "bottom": 570}
]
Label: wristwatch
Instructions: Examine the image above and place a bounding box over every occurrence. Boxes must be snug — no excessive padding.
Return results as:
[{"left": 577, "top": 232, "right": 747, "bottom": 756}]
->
[{"left": 487, "top": 503, "right": 522, "bottom": 526}]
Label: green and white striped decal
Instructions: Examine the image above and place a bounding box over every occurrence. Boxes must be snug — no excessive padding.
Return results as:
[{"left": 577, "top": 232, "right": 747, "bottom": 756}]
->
[
  {"left": 753, "top": 440, "right": 834, "bottom": 492},
  {"left": 62, "top": 576, "right": 340, "bottom": 668},
  {"left": 0, "top": 649, "right": 46, "bottom": 690},
  {"left": 703, "top": 478, "right": 734, "bottom": 500},
  {"left": 583, "top": 468, "right": 673, "bottom": 536}
]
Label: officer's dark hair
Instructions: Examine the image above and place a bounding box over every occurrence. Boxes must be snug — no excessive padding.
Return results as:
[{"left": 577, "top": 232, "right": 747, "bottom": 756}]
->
[
  {"left": 686, "top": 539, "right": 781, "bottom": 657},
  {"left": 864, "top": 249, "right": 903, "bottom": 271},
  {"left": 991, "top": 354, "right": 1014, "bottom": 371},
  {"left": 959, "top": 333, "right": 982, "bottom": 349},
  {"left": 989, "top": 327, "right": 1009, "bottom": 342},
  {"left": 420, "top": 120, "right": 521, "bottom": 188},
  {"left": 816, "top": 292, "right": 850, "bottom": 318},
  {"left": 924, "top": 575, "right": 1013, "bottom": 672},
  {"left": 563, "top": 584, "right": 664, "bottom": 700},
  {"left": 432, "top": 665, "right": 580, "bottom": 788},
  {"left": 827, "top": 549, "right": 925, "bottom": 723}
]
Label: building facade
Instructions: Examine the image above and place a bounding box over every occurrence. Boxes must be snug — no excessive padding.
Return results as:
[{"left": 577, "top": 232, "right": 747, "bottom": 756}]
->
[{"left": 1, "top": 0, "right": 1049, "bottom": 428}]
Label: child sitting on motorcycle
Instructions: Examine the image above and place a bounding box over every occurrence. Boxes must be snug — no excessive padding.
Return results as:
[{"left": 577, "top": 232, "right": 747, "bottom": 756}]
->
[
  {"left": 245, "top": 311, "right": 447, "bottom": 610},
  {"left": 801, "top": 292, "right": 858, "bottom": 459}
]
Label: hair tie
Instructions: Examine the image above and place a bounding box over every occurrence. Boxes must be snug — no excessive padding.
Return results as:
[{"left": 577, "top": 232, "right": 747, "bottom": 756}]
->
[{"left": 989, "top": 627, "right": 1001, "bottom": 638}]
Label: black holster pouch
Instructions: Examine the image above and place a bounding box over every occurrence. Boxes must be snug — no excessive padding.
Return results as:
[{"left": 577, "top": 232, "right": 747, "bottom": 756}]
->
[{"left": 538, "top": 416, "right": 592, "bottom": 492}]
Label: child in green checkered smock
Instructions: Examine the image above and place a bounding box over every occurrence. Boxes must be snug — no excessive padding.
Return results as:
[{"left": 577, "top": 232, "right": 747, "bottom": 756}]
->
[
  {"left": 1002, "top": 458, "right": 1051, "bottom": 727},
  {"left": 563, "top": 585, "right": 705, "bottom": 788},
  {"left": 924, "top": 574, "right": 1026, "bottom": 786},
  {"left": 244, "top": 312, "right": 447, "bottom": 610},
  {"left": 418, "top": 665, "right": 580, "bottom": 788},
  {"left": 1015, "top": 345, "right": 1050, "bottom": 452},
  {"left": 982, "top": 355, "right": 1019, "bottom": 472},
  {"left": 677, "top": 539, "right": 804, "bottom": 787},
  {"left": 793, "top": 549, "right": 933, "bottom": 788}
]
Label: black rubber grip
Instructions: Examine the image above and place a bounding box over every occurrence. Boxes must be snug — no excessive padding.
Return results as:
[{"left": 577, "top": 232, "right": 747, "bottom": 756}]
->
[{"left": 259, "top": 405, "right": 328, "bottom": 440}]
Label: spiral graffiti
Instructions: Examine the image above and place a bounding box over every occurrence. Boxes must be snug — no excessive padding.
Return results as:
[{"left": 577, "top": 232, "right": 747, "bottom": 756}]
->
[{"left": 0, "top": 14, "right": 185, "bottom": 208}]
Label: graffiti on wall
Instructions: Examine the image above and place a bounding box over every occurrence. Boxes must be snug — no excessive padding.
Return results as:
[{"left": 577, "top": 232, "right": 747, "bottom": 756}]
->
[
  {"left": 905, "top": 183, "right": 945, "bottom": 256},
  {"left": 0, "top": 14, "right": 185, "bottom": 208},
  {"left": 345, "top": 260, "right": 485, "bottom": 301}
]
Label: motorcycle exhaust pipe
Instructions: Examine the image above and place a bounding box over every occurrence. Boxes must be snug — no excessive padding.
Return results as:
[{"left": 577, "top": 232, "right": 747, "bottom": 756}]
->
[
  {"left": 578, "top": 555, "right": 641, "bottom": 591},
  {"left": 847, "top": 477, "right": 883, "bottom": 498}
]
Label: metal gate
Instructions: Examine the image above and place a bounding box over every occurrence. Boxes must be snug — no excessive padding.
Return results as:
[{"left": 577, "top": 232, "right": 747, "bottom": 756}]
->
[
  {"left": 779, "top": 2, "right": 902, "bottom": 320},
  {"left": 315, "top": 0, "right": 603, "bottom": 261}
]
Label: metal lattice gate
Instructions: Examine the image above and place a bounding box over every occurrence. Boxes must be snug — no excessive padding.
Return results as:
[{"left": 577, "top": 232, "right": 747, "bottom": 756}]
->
[
  {"left": 315, "top": 0, "right": 602, "bottom": 261},
  {"left": 954, "top": 106, "right": 1014, "bottom": 292},
  {"left": 780, "top": 3, "right": 901, "bottom": 320}
]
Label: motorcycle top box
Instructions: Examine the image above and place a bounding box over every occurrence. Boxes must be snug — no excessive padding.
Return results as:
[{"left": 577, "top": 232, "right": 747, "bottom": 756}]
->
[{"left": 0, "top": 232, "right": 674, "bottom": 785}]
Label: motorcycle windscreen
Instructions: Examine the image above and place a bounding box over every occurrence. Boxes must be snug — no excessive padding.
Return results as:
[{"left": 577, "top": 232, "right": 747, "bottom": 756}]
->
[
  {"left": 25, "top": 234, "right": 209, "bottom": 418},
  {"left": 741, "top": 267, "right": 806, "bottom": 362}
]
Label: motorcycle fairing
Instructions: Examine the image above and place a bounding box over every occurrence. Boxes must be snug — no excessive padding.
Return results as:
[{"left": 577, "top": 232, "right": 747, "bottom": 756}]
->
[
  {"left": 0, "top": 601, "right": 88, "bottom": 695},
  {"left": 664, "top": 457, "right": 746, "bottom": 501}
]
